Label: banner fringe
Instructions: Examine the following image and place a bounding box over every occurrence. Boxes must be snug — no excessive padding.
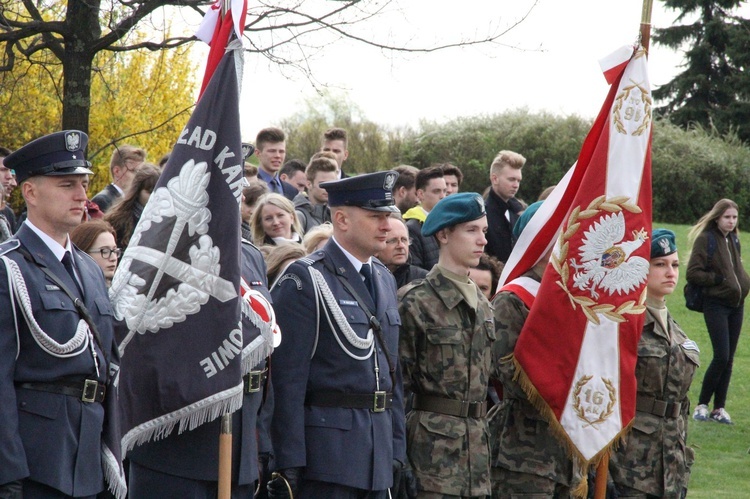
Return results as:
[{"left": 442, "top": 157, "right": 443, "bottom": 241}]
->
[
  {"left": 511, "top": 355, "right": 634, "bottom": 498},
  {"left": 121, "top": 382, "right": 244, "bottom": 453},
  {"left": 242, "top": 334, "right": 272, "bottom": 374},
  {"left": 102, "top": 443, "right": 127, "bottom": 499}
]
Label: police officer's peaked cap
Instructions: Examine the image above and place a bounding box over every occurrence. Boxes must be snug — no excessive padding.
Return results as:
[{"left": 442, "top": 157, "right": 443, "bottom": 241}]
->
[
  {"left": 651, "top": 228, "right": 677, "bottom": 258},
  {"left": 322, "top": 170, "right": 400, "bottom": 213},
  {"left": 4, "top": 130, "right": 93, "bottom": 184},
  {"left": 422, "top": 192, "right": 486, "bottom": 237}
]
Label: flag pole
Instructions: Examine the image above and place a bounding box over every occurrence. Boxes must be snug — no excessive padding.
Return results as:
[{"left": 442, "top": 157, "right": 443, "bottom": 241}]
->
[
  {"left": 215, "top": 4, "right": 234, "bottom": 499},
  {"left": 593, "top": 5, "right": 654, "bottom": 499},
  {"left": 218, "top": 413, "right": 233, "bottom": 499},
  {"left": 640, "top": 0, "right": 654, "bottom": 52}
]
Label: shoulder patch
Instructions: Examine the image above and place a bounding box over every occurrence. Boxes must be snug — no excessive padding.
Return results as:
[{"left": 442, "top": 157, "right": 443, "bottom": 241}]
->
[
  {"left": 276, "top": 273, "right": 302, "bottom": 290},
  {"left": 681, "top": 339, "right": 700, "bottom": 352}
]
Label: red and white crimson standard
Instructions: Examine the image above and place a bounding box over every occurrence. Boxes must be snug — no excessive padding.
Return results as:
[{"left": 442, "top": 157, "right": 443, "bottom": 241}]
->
[{"left": 498, "top": 45, "right": 653, "bottom": 464}]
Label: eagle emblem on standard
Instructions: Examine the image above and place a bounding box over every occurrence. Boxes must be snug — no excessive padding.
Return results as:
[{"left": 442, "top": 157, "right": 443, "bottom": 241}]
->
[{"left": 570, "top": 211, "right": 649, "bottom": 299}]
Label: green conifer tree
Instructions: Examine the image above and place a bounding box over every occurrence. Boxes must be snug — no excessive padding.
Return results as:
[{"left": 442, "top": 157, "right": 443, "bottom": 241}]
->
[{"left": 654, "top": 1, "right": 750, "bottom": 142}]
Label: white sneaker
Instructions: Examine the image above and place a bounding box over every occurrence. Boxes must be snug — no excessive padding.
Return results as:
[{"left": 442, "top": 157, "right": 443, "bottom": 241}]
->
[
  {"left": 710, "top": 408, "right": 734, "bottom": 425},
  {"left": 693, "top": 404, "right": 709, "bottom": 421}
]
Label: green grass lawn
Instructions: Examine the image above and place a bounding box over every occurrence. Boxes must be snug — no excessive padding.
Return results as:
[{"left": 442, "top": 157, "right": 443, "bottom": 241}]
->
[{"left": 657, "top": 222, "right": 750, "bottom": 496}]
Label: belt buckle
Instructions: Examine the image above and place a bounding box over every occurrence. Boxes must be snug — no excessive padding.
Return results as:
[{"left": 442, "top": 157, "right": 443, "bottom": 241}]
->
[
  {"left": 373, "top": 391, "right": 387, "bottom": 412},
  {"left": 246, "top": 371, "right": 262, "bottom": 393},
  {"left": 82, "top": 379, "right": 98, "bottom": 403}
]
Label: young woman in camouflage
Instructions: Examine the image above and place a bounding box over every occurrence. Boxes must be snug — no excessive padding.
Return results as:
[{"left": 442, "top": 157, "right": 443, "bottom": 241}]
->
[{"left": 609, "top": 229, "right": 700, "bottom": 497}]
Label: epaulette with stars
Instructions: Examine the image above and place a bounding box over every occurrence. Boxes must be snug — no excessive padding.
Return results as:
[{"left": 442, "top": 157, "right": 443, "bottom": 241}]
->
[{"left": 298, "top": 250, "right": 325, "bottom": 267}]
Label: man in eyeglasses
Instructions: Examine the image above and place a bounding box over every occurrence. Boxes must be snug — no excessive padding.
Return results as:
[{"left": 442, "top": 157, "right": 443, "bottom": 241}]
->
[
  {"left": 375, "top": 215, "right": 427, "bottom": 289},
  {"left": 0, "top": 131, "right": 123, "bottom": 497},
  {"left": 91, "top": 144, "right": 146, "bottom": 213}
]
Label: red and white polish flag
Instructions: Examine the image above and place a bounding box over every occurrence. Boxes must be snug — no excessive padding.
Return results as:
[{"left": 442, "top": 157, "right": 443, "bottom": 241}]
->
[
  {"left": 498, "top": 45, "right": 652, "bottom": 464},
  {"left": 196, "top": 0, "right": 248, "bottom": 97}
]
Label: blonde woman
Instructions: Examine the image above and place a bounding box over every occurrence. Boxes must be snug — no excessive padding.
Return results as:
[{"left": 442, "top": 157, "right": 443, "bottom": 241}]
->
[
  {"left": 301, "top": 222, "right": 333, "bottom": 254},
  {"left": 261, "top": 243, "right": 306, "bottom": 290},
  {"left": 250, "top": 193, "right": 303, "bottom": 246},
  {"left": 687, "top": 199, "right": 750, "bottom": 424}
]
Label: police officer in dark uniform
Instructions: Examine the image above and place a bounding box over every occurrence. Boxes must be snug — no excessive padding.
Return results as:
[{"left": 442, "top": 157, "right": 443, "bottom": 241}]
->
[
  {"left": 267, "top": 171, "right": 407, "bottom": 499},
  {"left": 0, "top": 131, "right": 123, "bottom": 498},
  {"left": 127, "top": 222, "right": 277, "bottom": 498}
]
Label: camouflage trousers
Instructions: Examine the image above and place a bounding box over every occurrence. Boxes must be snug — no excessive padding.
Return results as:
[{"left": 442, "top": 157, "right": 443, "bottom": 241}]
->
[
  {"left": 491, "top": 467, "right": 572, "bottom": 498},
  {"left": 418, "top": 493, "right": 487, "bottom": 499},
  {"left": 613, "top": 484, "right": 687, "bottom": 499}
]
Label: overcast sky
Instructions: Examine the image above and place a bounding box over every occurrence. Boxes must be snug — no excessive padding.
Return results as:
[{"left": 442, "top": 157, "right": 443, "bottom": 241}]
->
[{"left": 182, "top": 0, "right": 745, "bottom": 142}]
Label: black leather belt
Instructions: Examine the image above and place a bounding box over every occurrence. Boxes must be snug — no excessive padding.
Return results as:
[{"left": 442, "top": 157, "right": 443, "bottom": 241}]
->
[
  {"left": 243, "top": 369, "right": 268, "bottom": 393},
  {"left": 17, "top": 379, "right": 106, "bottom": 403},
  {"left": 413, "top": 393, "right": 487, "bottom": 418},
  {"left": 306, "top": 391, "right": 393, "bottom": 412},
  {"left": 636, "top": 394, "right": 682, "bottom": 418}
]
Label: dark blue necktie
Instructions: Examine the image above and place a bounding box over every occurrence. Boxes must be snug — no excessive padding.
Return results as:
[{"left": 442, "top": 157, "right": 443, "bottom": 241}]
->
[
  {"left": 62, "top": 252, "right": 83, "bottom": 296},
  {"left": 270, "top": 177, "right": 282, "bottom": 194},
  {"left": 360, "top": 263, "right": 376, "bottom": 302}
]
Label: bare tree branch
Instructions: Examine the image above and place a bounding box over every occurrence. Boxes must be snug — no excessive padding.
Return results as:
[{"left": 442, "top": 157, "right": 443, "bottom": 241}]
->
[
  {"left": 88, "top": 103, "right": 195, "bottom": 161},
  {"left": 0, "top": 0, "right": 538, "bottom": 134},
  {"left": 105, "top": 36, "right": 197, "bottom": 52}
]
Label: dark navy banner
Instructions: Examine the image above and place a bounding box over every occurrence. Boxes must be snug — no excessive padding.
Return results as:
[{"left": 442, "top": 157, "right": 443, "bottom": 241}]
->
[{"left": 111, "top": 48, "right": 244, "bottom": 453}]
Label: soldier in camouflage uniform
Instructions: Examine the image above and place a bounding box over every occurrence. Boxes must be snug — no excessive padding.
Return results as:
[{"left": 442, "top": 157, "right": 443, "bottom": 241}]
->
[
  {"left": 399, "top": 192, "right": 496, "bottom": 498},
  {"left": 490, "top": 201, "right": 577, "bottom": 497},
  {"left": 609, "top": 229, "right": 699, "bottom": 498}
]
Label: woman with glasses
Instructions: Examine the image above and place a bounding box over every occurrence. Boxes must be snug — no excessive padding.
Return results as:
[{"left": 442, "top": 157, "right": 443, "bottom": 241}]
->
[{"left": 70, "top": 219, "right": 120, "bottom": 287}]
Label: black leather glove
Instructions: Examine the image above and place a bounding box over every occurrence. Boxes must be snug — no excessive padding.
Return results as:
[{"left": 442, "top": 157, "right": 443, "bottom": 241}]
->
[
  {"left": 390, "top": 460, "right": 402, "bottom": 498},
  {"left": 266, "top": 467, "right": 302, "bottom": 499},
  {"left": 400, "top": 465, "right": 418, "bottom": 499},
  {"left": 0, "top": 480, "right": 22, "bottom": 499},
  {"left": 390, "top": 461, "right": 418, "bottom": 499},
  {"left": 255, "top": 452, "right": 271, "bottom": 499}
]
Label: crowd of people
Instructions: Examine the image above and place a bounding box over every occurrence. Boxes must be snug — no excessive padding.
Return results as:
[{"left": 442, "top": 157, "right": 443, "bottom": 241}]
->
[{"left": 0, "top": 125, "right": 744, "bottom": 499}]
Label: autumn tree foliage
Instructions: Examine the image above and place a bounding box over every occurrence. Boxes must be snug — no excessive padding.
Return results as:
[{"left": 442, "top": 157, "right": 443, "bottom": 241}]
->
[
  {"left": 1, "top": 0, "right": 536, "bottom": 139},
  {"left": 0, "top": 40, "right": 196, "bottom": 194}
]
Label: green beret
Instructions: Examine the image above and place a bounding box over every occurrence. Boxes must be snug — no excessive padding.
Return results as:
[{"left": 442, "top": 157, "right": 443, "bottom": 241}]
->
[
  {"left": 422, "top": 192, "right": 486, "bottom": 237},
  {"left": 512, "top": 201, "right": 543, "bottom": 240},
  {"left": 651, "top": 228, "right": 677, "bottom": 258}
]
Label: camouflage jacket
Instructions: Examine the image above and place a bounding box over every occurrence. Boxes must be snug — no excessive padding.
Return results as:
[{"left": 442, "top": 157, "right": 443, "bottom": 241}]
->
[
  {"left": 609, "top": 305, "right": 700, "bottom": 496},
  {"left": 489, "top": 269, "right": 575, "bottom": 485},
  {"left": 398, "top": 265, "right": 496, "bottom": 496}
]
